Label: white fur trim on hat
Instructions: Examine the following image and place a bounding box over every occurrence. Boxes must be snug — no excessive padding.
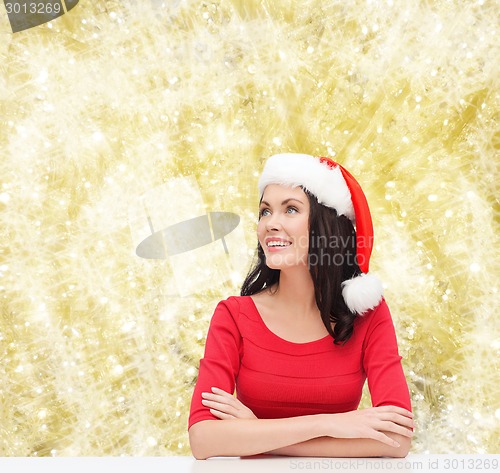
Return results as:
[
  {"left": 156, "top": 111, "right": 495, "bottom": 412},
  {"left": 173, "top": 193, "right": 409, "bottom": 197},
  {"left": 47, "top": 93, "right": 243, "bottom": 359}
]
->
[
  {"left": 258, "top": 153, "right": 355, "bottom": 221},
  {"left": 341, "top": 273, "right": 384, "bottom": 314}
]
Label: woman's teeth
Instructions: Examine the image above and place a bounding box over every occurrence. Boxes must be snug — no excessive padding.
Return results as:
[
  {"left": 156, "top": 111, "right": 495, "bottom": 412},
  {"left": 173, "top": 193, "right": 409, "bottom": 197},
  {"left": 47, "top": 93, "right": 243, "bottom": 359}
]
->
[{"left": 267, "top": 241, "right": 291, "bottom": 247}]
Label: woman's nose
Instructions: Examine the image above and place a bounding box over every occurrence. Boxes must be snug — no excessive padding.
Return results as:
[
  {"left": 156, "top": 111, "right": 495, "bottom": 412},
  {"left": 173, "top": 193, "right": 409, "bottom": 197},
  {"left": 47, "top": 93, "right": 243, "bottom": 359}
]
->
[{"left": 265, "top": 213, "right": 283, "bottom": 230}]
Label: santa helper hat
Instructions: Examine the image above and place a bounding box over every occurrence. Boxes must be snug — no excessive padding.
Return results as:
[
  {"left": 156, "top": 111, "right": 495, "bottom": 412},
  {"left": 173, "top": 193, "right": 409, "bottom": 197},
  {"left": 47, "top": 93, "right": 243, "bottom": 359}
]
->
[{"left": 258, "top": 153, "right": 383, "bottom": 315}]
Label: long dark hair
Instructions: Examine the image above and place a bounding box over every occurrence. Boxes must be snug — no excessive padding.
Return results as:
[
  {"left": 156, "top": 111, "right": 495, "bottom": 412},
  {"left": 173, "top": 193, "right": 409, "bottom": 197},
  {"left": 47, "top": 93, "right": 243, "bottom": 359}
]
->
[{"left": 240, "top": 187, "right": 362, "bottom": 345}]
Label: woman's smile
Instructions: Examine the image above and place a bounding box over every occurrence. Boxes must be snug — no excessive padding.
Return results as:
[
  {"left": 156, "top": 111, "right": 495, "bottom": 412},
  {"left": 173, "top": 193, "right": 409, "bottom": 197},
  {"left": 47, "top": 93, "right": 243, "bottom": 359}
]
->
[{"left": 265, "top": 237, "right": 292, "bottom": 252}]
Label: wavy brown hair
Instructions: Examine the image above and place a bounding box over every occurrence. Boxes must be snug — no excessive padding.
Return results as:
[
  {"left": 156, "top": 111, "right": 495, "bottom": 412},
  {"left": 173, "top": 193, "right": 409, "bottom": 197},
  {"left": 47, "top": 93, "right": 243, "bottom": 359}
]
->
[{"left": 240, "top": 187, "right": 361, "bottom": 345}]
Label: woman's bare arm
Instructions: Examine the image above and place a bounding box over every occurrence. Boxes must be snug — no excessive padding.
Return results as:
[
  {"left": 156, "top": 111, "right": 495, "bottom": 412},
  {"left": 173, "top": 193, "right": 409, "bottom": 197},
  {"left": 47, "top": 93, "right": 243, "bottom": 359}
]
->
[
  {"left": 265, "top": 432, "right": 411, "bottom": 458},
  {"left": 188, "top": 415, "right": 326, "bottom": 460}
]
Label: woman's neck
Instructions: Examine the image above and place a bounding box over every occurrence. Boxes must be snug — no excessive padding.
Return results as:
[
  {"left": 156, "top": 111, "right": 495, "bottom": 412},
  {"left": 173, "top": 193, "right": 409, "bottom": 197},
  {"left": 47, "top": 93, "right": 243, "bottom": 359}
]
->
[{"left": 268, "top": 267, "right": 319, "bottom": 320}]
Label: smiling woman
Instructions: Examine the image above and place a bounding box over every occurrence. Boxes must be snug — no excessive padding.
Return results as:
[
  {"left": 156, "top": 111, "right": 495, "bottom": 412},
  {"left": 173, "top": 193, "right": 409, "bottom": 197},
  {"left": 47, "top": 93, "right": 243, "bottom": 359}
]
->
[{"left": 188, "top": 153, "right": 413, "bottom": 460}]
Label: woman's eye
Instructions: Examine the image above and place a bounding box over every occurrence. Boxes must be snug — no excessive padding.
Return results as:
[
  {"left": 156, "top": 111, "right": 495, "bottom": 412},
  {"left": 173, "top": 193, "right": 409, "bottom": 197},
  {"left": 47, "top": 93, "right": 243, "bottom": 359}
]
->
[
  {"left": 259, "top": 208, "right": 270, "bottom": 218},
  {"left": 287, "top": 207, "right": 298, "bottom": 214}
]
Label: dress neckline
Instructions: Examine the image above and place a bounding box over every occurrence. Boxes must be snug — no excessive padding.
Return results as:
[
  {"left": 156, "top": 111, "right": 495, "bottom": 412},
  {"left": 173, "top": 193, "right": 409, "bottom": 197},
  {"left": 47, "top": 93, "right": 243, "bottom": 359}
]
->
[{"left": 244, "top": 295, "right": 332, "bottom": 346}]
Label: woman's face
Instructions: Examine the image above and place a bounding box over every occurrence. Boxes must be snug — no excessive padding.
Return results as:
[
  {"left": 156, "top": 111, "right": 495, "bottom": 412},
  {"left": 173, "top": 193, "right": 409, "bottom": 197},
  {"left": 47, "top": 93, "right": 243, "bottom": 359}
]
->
[{"left": 257, "top": 184, "right": 310, "bottom": 270}]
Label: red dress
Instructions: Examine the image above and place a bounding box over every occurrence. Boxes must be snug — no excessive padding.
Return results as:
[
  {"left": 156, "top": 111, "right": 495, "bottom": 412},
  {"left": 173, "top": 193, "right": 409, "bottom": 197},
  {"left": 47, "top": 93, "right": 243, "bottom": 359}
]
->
[{"left": 188, "top": 295, "right": 411, "bottom": 429}]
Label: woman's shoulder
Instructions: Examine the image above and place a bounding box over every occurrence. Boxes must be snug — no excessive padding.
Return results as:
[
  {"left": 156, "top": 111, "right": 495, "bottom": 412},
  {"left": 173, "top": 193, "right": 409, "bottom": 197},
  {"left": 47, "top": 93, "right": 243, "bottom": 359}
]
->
[
  {"left": 206, "top": 295, "right": 264, "bottom": 341},
  {"left": 212, "top": 294, "right": 260, "bottom": 321},
  {"left": 363, "top": 296, "right": 390, "bottom": 316},
  {"left": 354, "top": 297, "right": 392, "bottom": 329}
]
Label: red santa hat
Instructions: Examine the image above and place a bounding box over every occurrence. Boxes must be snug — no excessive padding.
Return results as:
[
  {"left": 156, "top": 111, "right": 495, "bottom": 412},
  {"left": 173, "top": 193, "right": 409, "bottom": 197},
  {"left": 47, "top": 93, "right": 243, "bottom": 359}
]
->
[{"left": 258, "top": 153, "right": 383, "bottom": 315}]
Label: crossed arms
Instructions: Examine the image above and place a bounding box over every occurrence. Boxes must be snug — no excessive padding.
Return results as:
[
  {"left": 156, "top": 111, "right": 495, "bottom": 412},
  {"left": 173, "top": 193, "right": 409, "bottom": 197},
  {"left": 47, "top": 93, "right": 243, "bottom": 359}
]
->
[{"left": 188, "top": 387, "right": 414, "bottom": 460}]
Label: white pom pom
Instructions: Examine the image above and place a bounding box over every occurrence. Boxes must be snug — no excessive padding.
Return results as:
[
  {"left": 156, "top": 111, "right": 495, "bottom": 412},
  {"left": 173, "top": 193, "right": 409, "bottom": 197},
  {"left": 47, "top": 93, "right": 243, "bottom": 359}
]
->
[{"left": 341, "top": 273, "right": 384, "bottom": 314}]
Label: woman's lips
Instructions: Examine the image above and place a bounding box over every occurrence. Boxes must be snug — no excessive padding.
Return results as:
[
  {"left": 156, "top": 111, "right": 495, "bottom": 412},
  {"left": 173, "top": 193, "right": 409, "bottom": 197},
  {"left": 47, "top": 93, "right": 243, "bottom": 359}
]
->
[{"left": 265, "top": 239, "right": 292, "bottom": 252}]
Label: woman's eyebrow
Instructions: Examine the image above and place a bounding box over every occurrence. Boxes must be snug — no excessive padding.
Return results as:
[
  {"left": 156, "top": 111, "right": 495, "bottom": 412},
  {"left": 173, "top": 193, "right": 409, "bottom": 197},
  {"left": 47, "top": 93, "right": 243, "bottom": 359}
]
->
[{"left": 260, "top": 198, "right": 304, "bottom": 207}]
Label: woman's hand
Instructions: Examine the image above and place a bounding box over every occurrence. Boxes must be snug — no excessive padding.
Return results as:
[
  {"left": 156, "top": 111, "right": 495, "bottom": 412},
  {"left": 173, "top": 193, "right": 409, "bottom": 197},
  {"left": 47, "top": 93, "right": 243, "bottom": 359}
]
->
[
  {"left": 201, "top": 387, "right": 258, "bottom": 420},
  {"left": 323, "top": 406, "right": 414, "bottom": 448}
]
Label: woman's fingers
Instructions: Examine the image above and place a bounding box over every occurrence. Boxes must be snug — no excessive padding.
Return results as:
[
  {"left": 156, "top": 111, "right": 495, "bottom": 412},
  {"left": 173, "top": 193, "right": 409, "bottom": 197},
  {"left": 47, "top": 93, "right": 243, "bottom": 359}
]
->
[
  {"left": 372, "top": 412, "right": 414, "bottom": 430},
  {"left": 209, "top": 408, "right": 235, "bottom": 420},
  {"left": 201, "top": 387, "right": 258, "bottom": 420},
  {"left": 371, "top": 430, "right": 401, "bottom": 448},
  {"left": 202, "top": 398, "right": 238, "bottom": 415},
  {"left": 368, "top": 407, "right": 415, "bottom": 441},
  {"left": 370, "top": 406, "right": 415, "bottom": 429},
  {"left": 326, "top": 407, "right": 414, "bottom": 446},
  {"left": 203, "top": 388, "right": 233, "bottom": 401},
  {"left": 202, "top": 392, "right": 232, "bottom": 404},
  {"left": 378, "top": 420, "right": 414, "bottom": 438},
  {"left": 376, "top": 405, "right": 413, "bottom": 418},
  {"left": 211, "top": 386, "right": 231, "bottom": 396},
  {"left": 384, "top": 413, "right": 415, "bottom": 429}
]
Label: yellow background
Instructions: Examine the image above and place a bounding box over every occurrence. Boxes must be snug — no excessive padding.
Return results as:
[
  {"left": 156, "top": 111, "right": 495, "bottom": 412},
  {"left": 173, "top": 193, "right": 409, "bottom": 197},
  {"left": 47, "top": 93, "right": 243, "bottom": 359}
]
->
[{"left": 0, "top": 0, "right": 498, "bottom": 455}]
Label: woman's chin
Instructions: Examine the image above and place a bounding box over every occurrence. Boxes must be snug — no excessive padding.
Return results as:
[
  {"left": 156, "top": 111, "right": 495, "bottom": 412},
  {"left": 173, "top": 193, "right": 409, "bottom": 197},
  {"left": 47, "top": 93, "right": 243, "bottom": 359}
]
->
[{"left": 264, "top": 254, "right": 308, "bottom": 270}]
